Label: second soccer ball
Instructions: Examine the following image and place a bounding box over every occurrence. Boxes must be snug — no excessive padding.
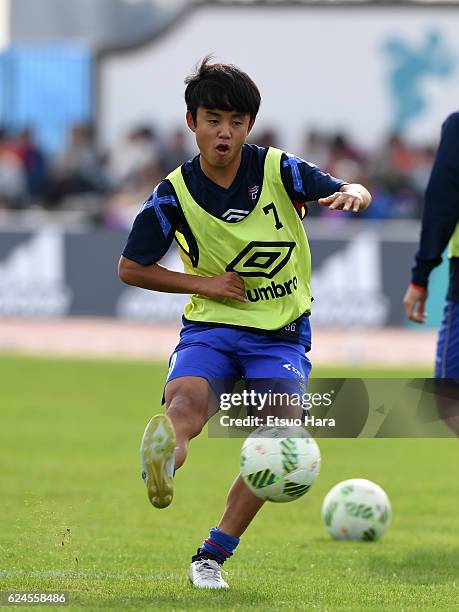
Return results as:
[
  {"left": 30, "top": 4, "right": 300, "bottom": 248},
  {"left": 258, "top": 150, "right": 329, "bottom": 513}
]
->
[{"left": 322, "top": 478, "right": 392, "bottom": 541}]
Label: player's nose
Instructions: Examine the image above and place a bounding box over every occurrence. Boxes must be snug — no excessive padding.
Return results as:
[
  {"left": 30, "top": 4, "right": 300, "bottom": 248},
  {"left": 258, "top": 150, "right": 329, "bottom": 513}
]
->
[{"left": 217, "top": 123, "right": 231, "bottom": 138}]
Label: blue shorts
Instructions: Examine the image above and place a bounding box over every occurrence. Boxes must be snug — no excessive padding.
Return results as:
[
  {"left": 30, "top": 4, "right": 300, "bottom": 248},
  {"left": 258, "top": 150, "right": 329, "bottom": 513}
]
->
[
  {"left": 435, "top": 300, "right": 459, "bottom": 378},
  {"left": 166, "top": 324, "right": 312, "bottom": 395}
]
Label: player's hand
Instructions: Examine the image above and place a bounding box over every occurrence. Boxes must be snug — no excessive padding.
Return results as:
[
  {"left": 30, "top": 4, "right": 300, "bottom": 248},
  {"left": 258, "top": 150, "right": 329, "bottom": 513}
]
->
[
  {"left": 403, "top": 283, "right": 428, "bottom": 324},
  {"left": 318, "top": 191, "right": 366, "bottom": 212},
  {"left": 197, "top": 272, "right": 246, "bottom": 302}
]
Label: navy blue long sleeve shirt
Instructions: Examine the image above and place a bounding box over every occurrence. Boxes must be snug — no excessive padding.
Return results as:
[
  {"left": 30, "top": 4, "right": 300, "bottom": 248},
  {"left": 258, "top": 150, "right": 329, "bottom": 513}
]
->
[{"left": 412, "top": 112, "right": 459, "bottom": 297}]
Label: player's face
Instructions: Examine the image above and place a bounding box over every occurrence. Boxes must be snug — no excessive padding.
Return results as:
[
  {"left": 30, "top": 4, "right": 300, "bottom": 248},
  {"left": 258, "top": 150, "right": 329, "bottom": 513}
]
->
[{"left": 186, "top": 107, "right": 252, "bottom": 169}]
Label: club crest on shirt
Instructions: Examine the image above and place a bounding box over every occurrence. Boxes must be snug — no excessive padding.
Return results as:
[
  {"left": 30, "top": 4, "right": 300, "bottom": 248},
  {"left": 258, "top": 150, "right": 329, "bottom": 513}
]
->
[{"left": 248, "top": 185, "right": 259, "bottom": 201}]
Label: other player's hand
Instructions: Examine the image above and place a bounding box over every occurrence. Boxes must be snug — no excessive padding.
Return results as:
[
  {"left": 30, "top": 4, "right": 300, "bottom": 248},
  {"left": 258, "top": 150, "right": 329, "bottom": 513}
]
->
[
  {"left": 403, "top": 283, "right": 428, "bottom": 324},
  {"left": 318, "top": 191, "right": 365, "bottom": 212},
  {"left": 197, "top": 272, "right": 246, "bottom": 302}
]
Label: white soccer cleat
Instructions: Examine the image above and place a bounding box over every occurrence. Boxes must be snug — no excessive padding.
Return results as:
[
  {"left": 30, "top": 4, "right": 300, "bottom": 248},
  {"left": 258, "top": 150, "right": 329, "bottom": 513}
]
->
[
  {"left": 189, "top": 559, "right": 229, "bottom": 589},
  {"left": 140, "top": 414, "right": 176, "bottom": 509}
]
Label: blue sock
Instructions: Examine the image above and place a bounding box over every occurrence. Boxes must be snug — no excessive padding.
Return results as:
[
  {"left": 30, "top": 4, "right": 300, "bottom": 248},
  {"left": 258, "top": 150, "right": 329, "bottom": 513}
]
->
[{"left": 201, "top": 527, "right": 240, "bottom": 562}]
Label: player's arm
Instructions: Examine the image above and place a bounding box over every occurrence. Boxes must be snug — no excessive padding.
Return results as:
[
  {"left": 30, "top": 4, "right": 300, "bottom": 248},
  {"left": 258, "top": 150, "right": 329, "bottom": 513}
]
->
[
  {"left": 118, "top": 182, "right": 246, "bottom": 302},
  {"left": 280, "top": 154, "right": 371, "bottom": 214},
  {"left": 318, "top": 184, "right": 372, "bottom": 213},
  {"left": 403, "top": 283, "right": 428, "bottom": 324},
  {"left": 404, "top": 112, "right": 459, "bottom": 324},
  {"left": 119, "top": 258, "right": 246, "bottom": 303}
]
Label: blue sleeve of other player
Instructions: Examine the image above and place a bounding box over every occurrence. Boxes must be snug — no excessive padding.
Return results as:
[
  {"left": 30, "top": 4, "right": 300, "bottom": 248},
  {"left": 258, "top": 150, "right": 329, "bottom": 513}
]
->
[
  {"left": 280, "top": 153, "right": 346, "bottom": 203},
  {"left": 412, "top": 112, "right": 459, "bottom": 287},
  {"left": 122, "top": 180, "right": 179, "bottom": 265}
]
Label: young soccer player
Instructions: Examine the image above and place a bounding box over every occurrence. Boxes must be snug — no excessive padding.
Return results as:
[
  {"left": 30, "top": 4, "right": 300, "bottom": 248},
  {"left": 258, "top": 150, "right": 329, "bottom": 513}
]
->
[
  {"left": 403, "top": 111, "right": 459, "bottom": 435},
  {"left": 119, "top": 57, "right": 371, "bottom": 589},
  {"left": 403, "top": 111, "right": 459, "bottom": 377}
]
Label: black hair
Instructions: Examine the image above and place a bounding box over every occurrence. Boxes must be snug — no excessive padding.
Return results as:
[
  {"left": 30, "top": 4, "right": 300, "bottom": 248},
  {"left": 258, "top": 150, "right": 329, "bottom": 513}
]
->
[{"left": 184, "top": 55, "right": 261, "bottom": 123}]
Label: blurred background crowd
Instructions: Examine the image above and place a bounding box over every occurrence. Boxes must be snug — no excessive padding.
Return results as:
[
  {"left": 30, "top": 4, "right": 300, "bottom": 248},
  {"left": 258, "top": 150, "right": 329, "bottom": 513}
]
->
[{"left": 0, "top": 121, "right": 436, "bottom": 227}]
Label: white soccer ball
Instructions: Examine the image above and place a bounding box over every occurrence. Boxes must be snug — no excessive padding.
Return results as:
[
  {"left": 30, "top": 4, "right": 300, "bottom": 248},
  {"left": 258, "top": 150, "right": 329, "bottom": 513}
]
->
[
  {"left": 322, "top": 478, "right": 392, "bottom": 541},
  {"left": 240, "top": 426, "right": 321, "bottom": 502}
]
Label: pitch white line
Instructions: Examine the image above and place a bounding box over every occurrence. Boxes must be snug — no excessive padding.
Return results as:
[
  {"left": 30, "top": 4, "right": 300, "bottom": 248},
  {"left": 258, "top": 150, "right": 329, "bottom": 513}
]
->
[{"left": 0, "top": 570, "right": 181, "bottom": 580}]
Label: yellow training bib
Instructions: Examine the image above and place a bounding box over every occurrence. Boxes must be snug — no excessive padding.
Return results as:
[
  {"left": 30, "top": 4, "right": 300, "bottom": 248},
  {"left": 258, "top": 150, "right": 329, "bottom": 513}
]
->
[{"left": 167, "top": 147, "right": 312, "bottom": 331}]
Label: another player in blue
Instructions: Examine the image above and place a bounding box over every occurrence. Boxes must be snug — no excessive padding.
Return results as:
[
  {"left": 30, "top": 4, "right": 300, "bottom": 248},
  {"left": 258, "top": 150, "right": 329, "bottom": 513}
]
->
[
  {"left": 119, "top": 58, "right": 372, "bottom": 589},
  {"left": 404, "top": 111, "right": 459, "bottom": 377}
]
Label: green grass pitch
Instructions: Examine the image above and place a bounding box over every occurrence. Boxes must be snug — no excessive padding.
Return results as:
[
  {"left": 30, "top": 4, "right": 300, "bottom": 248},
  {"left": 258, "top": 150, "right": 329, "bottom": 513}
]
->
[{"left": 1, "top": 355, "right": 458, "bottom": 610}]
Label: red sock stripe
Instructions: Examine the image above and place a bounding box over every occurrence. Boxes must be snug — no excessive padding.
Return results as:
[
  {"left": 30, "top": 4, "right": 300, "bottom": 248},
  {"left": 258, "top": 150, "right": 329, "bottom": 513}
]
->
[{"left": 204, "top": 539, "right": 231, "bottom": 557}]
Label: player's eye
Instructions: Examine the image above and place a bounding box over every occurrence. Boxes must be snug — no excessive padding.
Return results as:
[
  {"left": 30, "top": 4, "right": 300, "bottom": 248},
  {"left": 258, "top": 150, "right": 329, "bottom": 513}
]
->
[{"left": 208, "top": 120, "right": 218, "bottom": 125}]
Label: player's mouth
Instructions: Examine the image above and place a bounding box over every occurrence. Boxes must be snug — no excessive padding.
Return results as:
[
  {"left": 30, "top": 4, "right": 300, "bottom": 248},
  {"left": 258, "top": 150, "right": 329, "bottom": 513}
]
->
[{"left": 215, "top": 143, "right": 230, "bottom": 156}]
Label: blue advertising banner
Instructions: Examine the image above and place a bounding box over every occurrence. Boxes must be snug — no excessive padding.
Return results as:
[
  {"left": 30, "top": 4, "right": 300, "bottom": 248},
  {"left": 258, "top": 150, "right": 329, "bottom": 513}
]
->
[{"left": 0, "top": 226, "right": 448, "bottom": 327}]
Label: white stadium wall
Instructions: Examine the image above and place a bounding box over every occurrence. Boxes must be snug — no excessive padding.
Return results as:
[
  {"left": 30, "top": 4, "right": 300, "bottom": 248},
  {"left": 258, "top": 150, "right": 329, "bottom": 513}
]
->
[{"left": 98, "top": 3, "right": 459, "bottom": 152}]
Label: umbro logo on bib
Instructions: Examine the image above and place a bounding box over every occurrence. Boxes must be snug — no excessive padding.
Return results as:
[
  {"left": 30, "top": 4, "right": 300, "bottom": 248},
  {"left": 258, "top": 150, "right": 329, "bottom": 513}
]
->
[
  {"left": 226, "top": 241, "right": 295, "bottom": 278},
  {"left": 246, "top": 276, "right": 298, "bottom": 303}
]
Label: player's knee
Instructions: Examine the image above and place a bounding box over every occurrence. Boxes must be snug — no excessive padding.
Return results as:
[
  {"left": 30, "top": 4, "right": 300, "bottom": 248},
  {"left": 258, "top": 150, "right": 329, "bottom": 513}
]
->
[{"left": 166, "top": 394, "right": 206, "bottom": 438}]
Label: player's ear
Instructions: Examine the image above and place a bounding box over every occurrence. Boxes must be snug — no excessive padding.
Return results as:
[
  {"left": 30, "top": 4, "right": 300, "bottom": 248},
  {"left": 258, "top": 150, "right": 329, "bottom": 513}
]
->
[
  {"left": 248, "top": 117, "right": 256, "bottom": 135},
  {"left": 186, "top": 111, "right": 196, "bottom": 133}
]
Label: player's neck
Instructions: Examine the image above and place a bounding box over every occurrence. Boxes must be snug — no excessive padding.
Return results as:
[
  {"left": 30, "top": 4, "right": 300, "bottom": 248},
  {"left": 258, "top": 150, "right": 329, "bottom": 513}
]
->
[{"left": 199, "top": 151, "right": 242, "bottom": 189}]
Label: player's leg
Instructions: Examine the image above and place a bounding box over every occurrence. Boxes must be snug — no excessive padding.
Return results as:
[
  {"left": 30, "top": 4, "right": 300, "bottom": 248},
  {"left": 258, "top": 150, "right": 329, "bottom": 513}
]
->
[
  {"left": 190, "top": 335, "right": 312, "bottom": 588},
  {"left": 141, "top": 328, "right": 241, "bottom": 510},
  {"left": 207, "top": 384, "right": 306, "bottom": 545},
  {"left": 434, "top": 300, "right": 459, "bottom": 435},
  {"left": 217, "top": 474, "right": 264, "bottom": 536},
  {"left": 189, "top": 475, "right": 263, "bottom": 590},
  {"left": 435, "top": 299, "right": 459, "bottom": 379},
  {"left": 164, "top": 375, "right": 213, "bottom": 469},
  {"left": 140, "top": 375, "right": 212, "bottom": 509},
  {"left": 211, "top": 370, "right": 310, "bottom": 537}
]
